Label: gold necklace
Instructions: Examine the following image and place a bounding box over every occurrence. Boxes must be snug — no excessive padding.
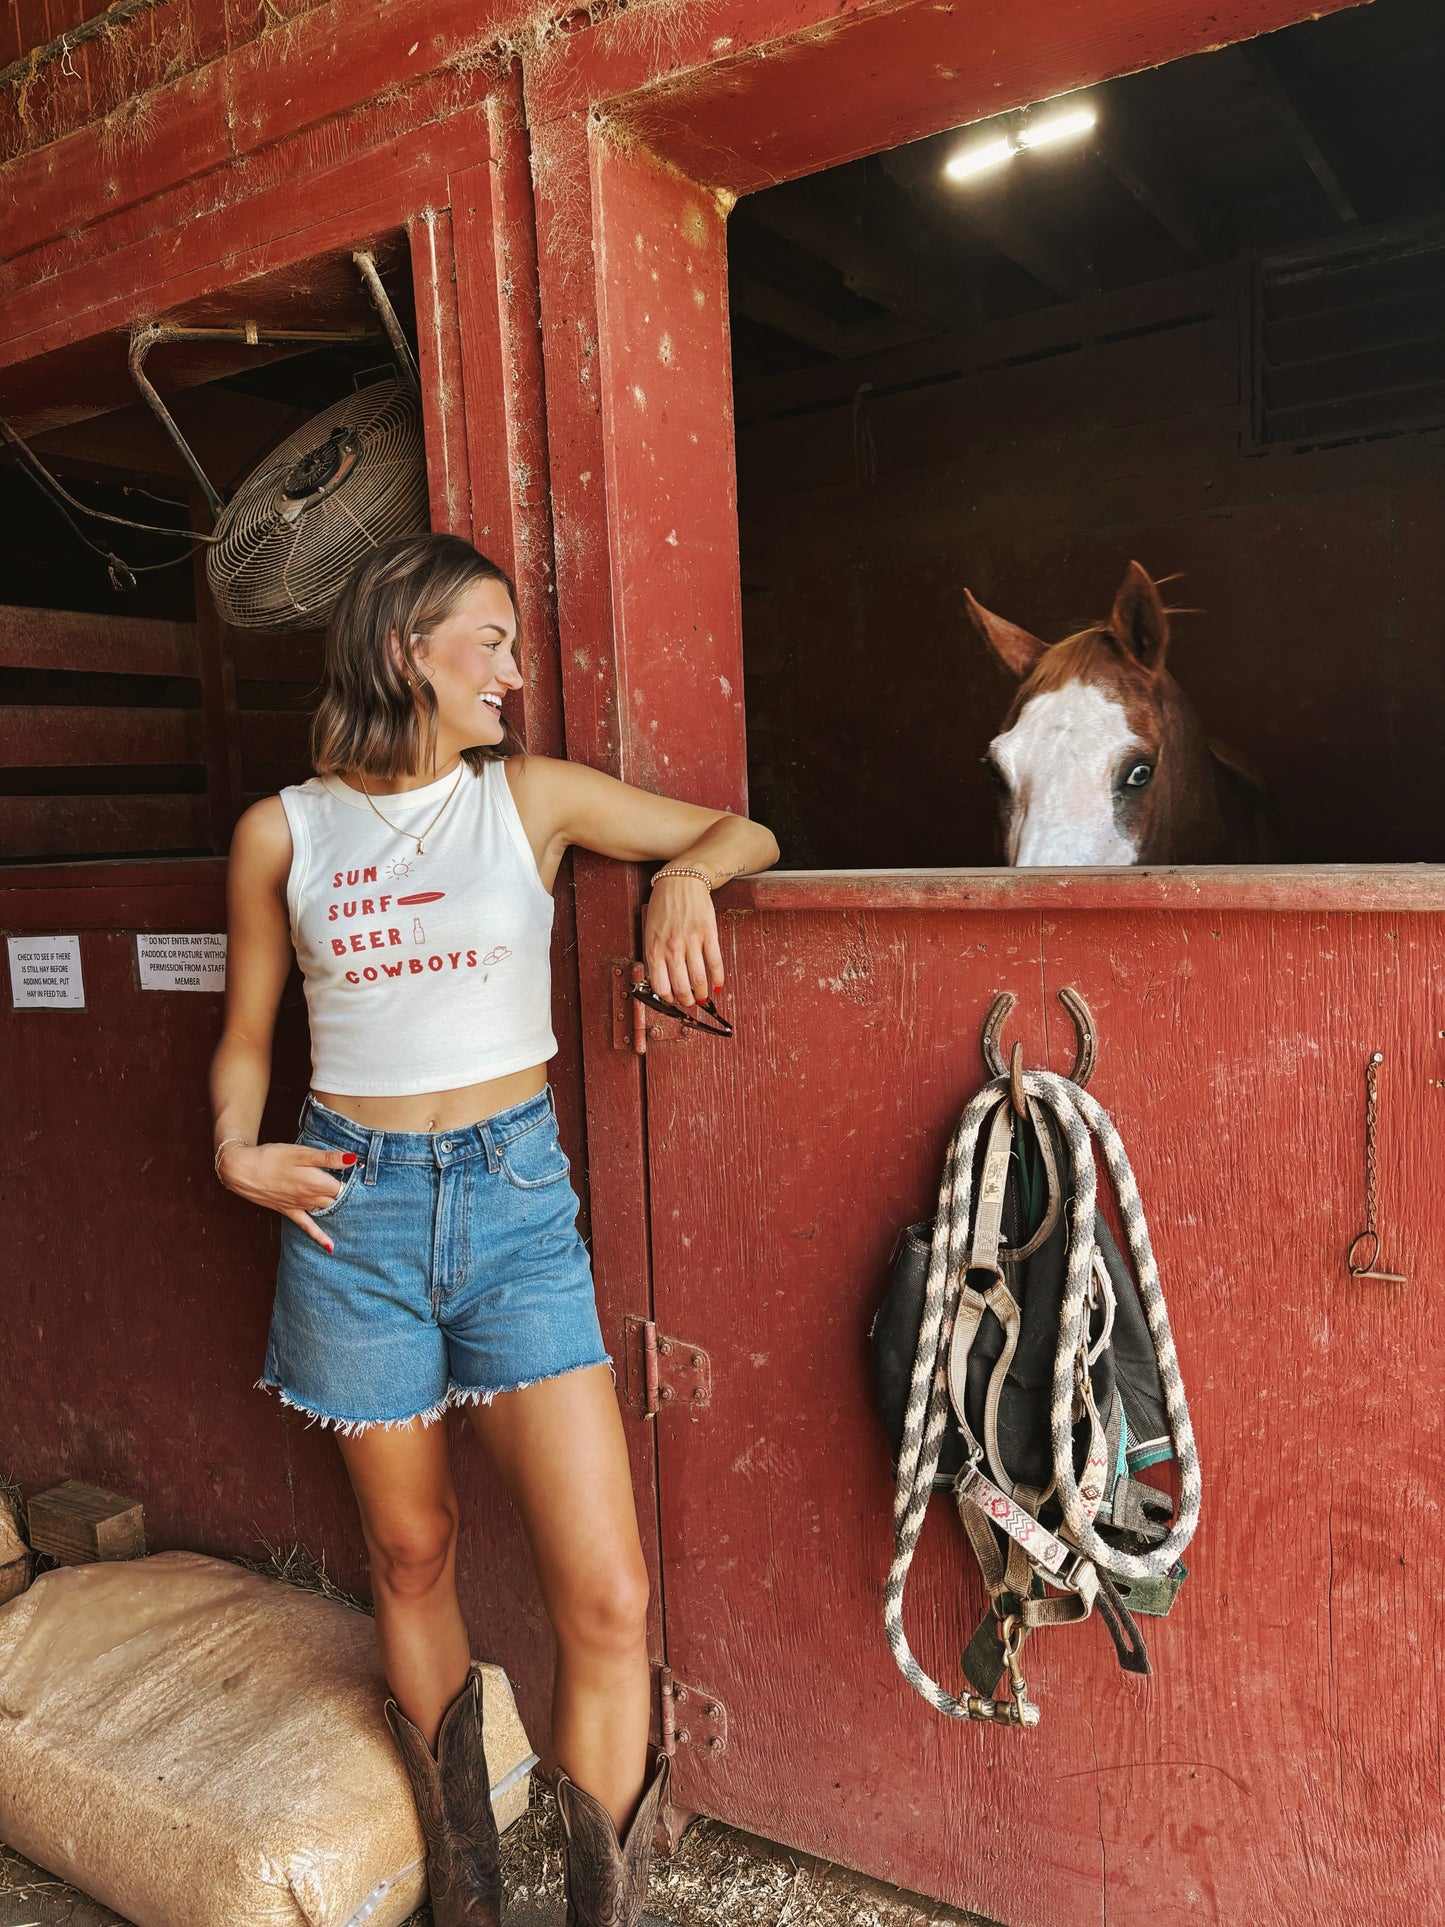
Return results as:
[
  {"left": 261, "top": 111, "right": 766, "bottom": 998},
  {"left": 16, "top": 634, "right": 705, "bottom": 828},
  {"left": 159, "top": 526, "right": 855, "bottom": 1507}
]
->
[{"left": 356, "top": 762, "right": 466, "bottom": 855}]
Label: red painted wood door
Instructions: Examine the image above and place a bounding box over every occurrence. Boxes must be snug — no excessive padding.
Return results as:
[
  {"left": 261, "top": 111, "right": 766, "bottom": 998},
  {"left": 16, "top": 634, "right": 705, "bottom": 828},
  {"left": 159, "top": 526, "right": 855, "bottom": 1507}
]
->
[{"left": 640, "top": 882, "right": 1444, "bottom": 1926}]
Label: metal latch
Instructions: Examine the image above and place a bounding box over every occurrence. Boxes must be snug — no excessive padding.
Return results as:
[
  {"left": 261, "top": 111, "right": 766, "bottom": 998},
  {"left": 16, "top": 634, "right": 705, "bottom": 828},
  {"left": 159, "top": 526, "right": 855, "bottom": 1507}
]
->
[
  {"left": 611, "top": 962, "right": 683, "bottom": 1053},
  {"left": 623, "top": 1316, "right": 712, "bottom": 1418},
  {"left": 658, "top": 1666, "right": 728, "bottom": 1758}
]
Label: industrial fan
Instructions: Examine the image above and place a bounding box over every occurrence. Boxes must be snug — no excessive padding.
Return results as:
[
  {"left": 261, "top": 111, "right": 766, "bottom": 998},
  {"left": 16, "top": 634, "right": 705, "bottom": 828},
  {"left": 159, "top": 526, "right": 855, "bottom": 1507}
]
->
[
  {"left": 0, "top": 254, "right": 428, "bottom": 625},
  {"left": 204, "top": 374, "right": 428, "bottom": 631}
]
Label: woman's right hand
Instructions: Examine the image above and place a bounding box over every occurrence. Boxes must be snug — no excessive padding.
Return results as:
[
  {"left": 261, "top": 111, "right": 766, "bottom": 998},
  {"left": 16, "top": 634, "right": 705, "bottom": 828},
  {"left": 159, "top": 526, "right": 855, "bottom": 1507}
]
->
[{"left": 217, "top": 1142, "right": 357, "bottom": 1251}]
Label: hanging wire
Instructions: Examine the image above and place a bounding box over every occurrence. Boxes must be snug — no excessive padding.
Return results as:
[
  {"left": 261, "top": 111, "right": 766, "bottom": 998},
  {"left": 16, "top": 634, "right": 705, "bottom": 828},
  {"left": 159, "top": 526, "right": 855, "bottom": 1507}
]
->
[
  {"left": 0, "top": 415, "right": 219, "bottom": 540},
  {"left": 0, "top": 413, "right": 215, "bottom": 590}
]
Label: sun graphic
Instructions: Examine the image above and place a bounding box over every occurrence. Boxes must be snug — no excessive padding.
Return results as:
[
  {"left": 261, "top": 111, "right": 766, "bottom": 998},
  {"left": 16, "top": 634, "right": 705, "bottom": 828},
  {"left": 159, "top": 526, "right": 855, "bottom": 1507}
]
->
[{"left": 383, "top": 857, "right": 413, "bottom": 881}]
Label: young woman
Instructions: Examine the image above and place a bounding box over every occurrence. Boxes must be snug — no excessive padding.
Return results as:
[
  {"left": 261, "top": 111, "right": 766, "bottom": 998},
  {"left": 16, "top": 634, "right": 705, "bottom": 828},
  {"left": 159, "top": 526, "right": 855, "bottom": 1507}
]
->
[{"left": 210, "top": 532, "right": 778, "bottom": 1927}]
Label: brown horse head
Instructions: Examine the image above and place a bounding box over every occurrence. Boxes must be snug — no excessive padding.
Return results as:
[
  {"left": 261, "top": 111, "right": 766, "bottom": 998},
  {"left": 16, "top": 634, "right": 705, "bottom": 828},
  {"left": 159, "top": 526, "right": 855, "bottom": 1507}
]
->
[{"left": 966, "top": 562, "right": 1257, "bottom": 866}]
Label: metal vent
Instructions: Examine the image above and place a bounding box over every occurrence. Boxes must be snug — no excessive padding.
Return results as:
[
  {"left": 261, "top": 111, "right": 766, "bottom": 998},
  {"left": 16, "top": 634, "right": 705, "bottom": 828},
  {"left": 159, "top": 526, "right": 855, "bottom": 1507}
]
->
[{"left": 1251, "top": 225, "right": 1445, "bottom": 448}]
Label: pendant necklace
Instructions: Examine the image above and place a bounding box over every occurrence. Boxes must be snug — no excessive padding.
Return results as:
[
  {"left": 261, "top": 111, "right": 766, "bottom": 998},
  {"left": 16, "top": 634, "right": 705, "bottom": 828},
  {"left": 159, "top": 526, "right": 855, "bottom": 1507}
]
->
[{"left": 356, "top": 762, "right": 465, "bottom": 856}]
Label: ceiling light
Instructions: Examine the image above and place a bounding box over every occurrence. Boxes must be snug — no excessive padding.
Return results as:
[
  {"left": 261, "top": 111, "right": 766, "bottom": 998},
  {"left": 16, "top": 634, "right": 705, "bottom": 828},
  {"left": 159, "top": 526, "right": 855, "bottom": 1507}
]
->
[
  {"left": 1017, "top": 105, "right": 1097, "bottom": 148},
  {"left": 944, "top": 137, "right": 1014, "bottom": 182}
]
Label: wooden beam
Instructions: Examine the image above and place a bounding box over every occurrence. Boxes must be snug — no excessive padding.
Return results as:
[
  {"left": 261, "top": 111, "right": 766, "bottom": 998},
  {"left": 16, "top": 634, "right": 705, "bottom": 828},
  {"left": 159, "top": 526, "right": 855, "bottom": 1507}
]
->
[
  {"left": 230, "top": 631, "right": 324, "bottom": 684},
  {"left": 0, "top": 605, "right": 198, "bottom": 676},
  {"left": 1239, "top": 41, "right": 1358, "bottom": 226},
  {"left": 238, "top": 708, "right": 312, "bottom": 766},
  {"left": 733, "top": 260, "right": 1231, "bottom": 425},
  {"left": 729, "top": 274, "right": 921, "bottom": 359},
  {"left": 880, "top": 144, "right": 1091, "bottom": 302},
  {"left": 1091, "top": 111, "right": 1212, "bottom": 262},
  {"left": 0, "top": 793, "right": 208, "bottom": 858},
  {"left": 0, "top": 705, "right": 202, "bottom": 765},
  {"left": 191, "top": 494, "right": 245, "bottom": 853},
  {"left": 740, "top": 188, "right": 953, "bottom": 332}
]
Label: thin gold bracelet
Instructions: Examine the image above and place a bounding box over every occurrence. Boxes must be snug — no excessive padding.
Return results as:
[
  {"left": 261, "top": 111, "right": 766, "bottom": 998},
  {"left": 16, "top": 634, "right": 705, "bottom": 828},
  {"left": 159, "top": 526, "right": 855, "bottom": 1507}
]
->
[
  {"left": 651, "top": 866, "right": 714, "bottom": 890},
  {"left": 214, "top": 1136, "right": 252, "bottom": 1180}
]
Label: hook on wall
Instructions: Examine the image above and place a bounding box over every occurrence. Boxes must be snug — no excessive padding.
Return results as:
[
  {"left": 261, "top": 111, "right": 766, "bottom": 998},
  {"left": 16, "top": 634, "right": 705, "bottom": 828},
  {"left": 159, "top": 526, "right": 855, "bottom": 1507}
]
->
[{"left": 982, "top": 987, "right": 1098, "bottom": 1091}]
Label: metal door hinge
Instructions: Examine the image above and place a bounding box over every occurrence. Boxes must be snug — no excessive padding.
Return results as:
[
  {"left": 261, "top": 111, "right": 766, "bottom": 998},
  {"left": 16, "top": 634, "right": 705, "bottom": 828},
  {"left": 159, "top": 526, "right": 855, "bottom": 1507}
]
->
[
  {"left": 624, "top": 1316, "right": 712, "bottom": 1418},
  {"left": 658, "top": 1665, "right": 728, "bottom": 1758}
]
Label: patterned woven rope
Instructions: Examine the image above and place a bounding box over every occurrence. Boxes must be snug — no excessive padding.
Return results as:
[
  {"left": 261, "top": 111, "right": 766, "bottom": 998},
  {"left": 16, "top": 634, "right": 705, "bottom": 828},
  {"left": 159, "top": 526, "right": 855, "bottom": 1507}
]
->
[
  {"left": 883, "top": 1071, "right": 1201, "bottom": 1717},
  {"left": 884, "top": 1081, "right": 1001, "bottom": 1718},
  {"left": 1025, "top": 1068, "right": 1201, "bottom": 1579}
]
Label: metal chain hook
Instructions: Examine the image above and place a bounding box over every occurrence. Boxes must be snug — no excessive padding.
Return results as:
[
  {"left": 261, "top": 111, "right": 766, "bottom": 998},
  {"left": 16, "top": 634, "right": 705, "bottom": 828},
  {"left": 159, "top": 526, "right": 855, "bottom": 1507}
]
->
[{"left": 1346, "top": 1051, "right": 1406, "bottom": 1283}]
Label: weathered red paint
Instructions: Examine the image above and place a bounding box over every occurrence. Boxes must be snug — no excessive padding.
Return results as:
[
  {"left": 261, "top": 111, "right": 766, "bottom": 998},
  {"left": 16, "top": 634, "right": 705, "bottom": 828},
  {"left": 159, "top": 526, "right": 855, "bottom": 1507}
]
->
[
  {"left": 642, "top": 897, "right": 1445, "bottom": 1922},
  {"left": 4, "top": 0, "right": 1436, "bottom": 1919}
]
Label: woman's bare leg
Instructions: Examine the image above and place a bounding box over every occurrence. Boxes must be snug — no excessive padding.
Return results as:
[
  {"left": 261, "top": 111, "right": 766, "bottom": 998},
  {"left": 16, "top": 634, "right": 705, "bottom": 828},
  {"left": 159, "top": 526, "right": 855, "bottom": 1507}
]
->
[
  {"left": 469, "top": 1364, "right": 651, "bottom": 1833},
  {"left": 337, "top": 1418, "right": 472, "bottom": 1749}
]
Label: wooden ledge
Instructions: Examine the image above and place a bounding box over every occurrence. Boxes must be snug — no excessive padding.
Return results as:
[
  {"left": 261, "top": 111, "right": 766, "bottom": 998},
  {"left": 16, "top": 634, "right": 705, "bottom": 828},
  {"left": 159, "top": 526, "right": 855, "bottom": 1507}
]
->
[{"left": 714, "top": 865, "right": 1445, "bottom": 915}]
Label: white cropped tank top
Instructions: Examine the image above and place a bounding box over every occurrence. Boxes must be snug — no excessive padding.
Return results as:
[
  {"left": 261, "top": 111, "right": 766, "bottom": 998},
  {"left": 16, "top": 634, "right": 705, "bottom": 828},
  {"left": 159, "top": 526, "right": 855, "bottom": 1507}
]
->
[{"left": 278, "top": 759, "right": 557, "bottom": 1096}]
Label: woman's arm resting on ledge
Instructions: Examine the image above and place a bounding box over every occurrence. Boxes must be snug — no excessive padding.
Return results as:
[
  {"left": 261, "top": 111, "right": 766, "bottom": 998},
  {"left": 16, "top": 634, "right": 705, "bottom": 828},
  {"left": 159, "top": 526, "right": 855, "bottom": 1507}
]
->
[{"left": 511, "top": 756, "right": 780, "bottom": 1005}]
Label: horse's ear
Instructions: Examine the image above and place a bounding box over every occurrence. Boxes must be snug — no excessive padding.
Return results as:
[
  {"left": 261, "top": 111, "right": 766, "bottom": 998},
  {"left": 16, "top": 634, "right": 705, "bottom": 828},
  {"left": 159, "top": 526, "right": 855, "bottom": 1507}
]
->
[
  {"left": 965, "top": 589, "right": 1047, "bottom": 680},
  {"left": 1110, "top": 561, "right": 1170, "bottom": 673}
]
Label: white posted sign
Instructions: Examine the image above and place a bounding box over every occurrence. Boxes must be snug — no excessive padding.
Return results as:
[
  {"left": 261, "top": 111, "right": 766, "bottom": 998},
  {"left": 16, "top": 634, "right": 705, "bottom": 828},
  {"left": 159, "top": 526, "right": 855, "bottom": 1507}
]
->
[
  {"left": 8, "top": 935, "right": 85, "bottom": 1009},
  {"left": 136, "top": 933, "right": 228, "bottom": 993}
]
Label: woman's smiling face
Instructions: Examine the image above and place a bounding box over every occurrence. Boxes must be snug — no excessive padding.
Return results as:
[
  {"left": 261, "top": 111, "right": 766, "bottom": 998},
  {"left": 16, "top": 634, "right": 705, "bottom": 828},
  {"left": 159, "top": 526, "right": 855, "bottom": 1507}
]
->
[{"left": 407, "top": 575, "right": 523, "bottom": 755}]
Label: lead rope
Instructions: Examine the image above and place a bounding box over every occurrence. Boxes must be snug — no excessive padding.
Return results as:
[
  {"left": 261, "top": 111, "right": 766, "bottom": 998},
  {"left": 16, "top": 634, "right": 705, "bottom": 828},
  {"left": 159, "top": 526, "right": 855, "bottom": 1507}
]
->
[{"left": 883, "top": 1070, "right": 1201, "bottom": 1720}]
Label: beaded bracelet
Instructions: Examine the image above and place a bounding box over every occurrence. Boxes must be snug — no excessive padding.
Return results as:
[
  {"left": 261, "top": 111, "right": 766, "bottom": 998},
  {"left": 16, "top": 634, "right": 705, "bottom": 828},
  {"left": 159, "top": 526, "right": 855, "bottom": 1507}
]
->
[{"left": 651, "top": 866, "right": 714, "bottom": 890}]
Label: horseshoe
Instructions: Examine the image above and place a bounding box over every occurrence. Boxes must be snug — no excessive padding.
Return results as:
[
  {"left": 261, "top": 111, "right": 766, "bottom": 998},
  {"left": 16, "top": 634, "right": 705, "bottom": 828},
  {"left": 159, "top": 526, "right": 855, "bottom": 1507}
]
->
[{"left": 981, "top": 987, "right": 1098, "bottom": 1090}]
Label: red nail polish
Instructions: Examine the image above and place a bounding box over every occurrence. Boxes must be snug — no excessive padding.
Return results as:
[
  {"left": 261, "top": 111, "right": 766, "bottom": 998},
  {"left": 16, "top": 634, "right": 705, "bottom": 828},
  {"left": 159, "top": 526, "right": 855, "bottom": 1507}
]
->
[
  {"left": 340, "top": 1153, "right": 359, "bottom": 1165},
  {"left": 324, "top": 1240, "right": 334, "bottom": 1254}
]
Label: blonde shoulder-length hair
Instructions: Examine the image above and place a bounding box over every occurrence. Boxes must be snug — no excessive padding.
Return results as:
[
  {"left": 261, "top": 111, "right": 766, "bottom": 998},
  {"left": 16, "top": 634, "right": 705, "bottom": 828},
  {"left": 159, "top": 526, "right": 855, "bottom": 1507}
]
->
[{"left": 311, "top": 532, "right": 525, "bottom": 780}]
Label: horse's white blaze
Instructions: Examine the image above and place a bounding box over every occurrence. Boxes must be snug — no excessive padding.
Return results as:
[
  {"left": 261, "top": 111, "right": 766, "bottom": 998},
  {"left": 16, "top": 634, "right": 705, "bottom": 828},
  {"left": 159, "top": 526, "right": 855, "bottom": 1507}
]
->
[{"left": 991, "top": 683, "right": 1142, "bottom": 866}]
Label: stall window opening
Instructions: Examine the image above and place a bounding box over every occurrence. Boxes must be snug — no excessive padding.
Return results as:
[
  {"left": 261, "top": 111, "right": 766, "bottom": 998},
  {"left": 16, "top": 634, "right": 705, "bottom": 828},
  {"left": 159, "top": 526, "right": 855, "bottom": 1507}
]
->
[
  {"left": 729, "top": 0, "right": 1445, "bottom": 870},
  {"left": 0, "top": 241, "right": 422, "bottom": 866}
]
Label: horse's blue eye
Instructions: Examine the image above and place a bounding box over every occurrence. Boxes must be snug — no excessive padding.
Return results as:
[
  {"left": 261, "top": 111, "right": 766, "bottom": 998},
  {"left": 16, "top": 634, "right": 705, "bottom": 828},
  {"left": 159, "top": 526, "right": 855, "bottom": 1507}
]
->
[{"left": 1124, "top": 761, "right": 1154, "bottom": 789}]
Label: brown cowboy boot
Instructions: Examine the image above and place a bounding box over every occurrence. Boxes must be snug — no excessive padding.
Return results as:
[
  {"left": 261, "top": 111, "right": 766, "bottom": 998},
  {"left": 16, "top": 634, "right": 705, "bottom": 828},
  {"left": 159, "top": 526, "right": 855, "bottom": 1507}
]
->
[
  {"left": 384, "top": 1663, "right": 502, "bottom": 1927},
  {"left": 554, "top": 1751, "right": 670, "bottom": 1927}
]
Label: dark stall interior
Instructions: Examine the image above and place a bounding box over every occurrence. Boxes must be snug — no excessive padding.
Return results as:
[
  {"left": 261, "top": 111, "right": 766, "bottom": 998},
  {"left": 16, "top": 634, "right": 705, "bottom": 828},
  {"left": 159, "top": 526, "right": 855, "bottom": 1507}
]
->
[
  {"left": 731, "top": 0, "right": 1445, "bottom": 868},
  {"left": 0, "top": 240, "right": 417, "bottom": 864}
]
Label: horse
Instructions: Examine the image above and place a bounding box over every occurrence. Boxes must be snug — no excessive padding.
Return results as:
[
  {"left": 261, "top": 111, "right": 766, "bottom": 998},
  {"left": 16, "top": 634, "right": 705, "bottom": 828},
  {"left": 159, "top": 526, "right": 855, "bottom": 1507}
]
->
[{"left": 966, "top": 560, "right": 1279, "bottom": 866}]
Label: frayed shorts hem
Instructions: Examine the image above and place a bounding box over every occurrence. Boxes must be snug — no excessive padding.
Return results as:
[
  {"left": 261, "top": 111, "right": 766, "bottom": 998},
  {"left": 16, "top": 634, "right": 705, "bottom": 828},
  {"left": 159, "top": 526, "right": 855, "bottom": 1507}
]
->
[{"left": 255, "top": 1355, "right": 614, "bottom": 1438}]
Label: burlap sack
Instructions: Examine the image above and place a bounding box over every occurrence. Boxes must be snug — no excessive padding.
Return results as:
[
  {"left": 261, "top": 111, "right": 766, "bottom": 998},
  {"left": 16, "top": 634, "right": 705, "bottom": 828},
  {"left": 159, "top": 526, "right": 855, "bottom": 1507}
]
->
[{"left": 0, "top": 1551, "right": 536, "bottom": 1927}]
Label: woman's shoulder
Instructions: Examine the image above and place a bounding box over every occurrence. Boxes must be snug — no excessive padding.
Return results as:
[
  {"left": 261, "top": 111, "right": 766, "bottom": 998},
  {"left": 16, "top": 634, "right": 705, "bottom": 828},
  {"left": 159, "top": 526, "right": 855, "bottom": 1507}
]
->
[{"left": 228, "top": 794, "right": 294, "bottom": 882}]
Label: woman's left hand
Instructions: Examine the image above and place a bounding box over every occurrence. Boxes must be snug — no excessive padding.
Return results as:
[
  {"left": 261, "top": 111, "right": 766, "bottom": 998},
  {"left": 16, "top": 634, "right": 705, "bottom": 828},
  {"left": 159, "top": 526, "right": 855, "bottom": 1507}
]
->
[{"left": 643, "top": 877, "right": 724, "bottom": 1007}]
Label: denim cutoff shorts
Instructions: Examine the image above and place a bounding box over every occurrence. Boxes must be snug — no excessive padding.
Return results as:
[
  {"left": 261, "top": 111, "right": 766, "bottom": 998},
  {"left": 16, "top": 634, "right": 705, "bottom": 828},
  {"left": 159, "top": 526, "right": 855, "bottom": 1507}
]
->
[{"left": 259, "top": 1087, "right": 610, "bottom": 1434}]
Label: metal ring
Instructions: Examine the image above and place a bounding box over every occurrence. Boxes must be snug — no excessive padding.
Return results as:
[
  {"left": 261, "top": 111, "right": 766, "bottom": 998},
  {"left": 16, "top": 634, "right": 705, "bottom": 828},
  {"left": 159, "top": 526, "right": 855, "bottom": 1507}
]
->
[{"left": 1346, "top": 1230, "right": 1380, "bottom": 1276}]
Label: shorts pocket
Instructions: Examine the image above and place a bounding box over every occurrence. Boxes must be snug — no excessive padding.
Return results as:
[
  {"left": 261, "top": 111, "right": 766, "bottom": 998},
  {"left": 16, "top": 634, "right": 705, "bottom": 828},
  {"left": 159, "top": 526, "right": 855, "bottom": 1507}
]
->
[
  {"left": 499, "top": 1118, "right": 571, "bottom": 1191},
  {"left": 298, "top": 1137, "right": 364, "bottom": 1218}
]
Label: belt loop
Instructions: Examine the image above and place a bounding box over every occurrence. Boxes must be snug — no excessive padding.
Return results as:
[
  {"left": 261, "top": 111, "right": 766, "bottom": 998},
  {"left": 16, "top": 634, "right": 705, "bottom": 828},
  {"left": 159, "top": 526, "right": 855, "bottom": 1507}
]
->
[
  {"left": 481, "top": 1120, "right": 501, "bottom": 1175},
  {"left": 364, "top": 1131, "right": 383, "bottom": 1187},
  {"left": 297, "top": 1093, "right": 314, "bottom": 1134}
]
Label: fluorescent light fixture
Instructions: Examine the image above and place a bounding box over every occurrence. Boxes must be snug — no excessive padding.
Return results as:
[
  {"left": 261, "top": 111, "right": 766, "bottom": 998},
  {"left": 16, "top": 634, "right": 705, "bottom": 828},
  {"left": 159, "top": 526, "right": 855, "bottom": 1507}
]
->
[
  {"left": 1017, "top": 105, "right": 1097, "bottom": 148},
  {"left": 944, "top": 137, "right": 1014, "bottom": 181}
]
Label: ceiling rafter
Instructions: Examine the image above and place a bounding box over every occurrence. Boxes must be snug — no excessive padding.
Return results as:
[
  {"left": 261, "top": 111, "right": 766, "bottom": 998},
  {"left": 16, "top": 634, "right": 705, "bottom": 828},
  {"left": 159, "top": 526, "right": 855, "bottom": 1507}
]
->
[
  {"left": 880, "top": 143, "right": 1094, "bottom": 303},
  {"left": 728, "top": 275, "right": 922, "bottom": 360},
  {"left": 739, "top": 186, "right": 956, "bottom": 332},
  {"left": 1091, "top": 109, "right": 1214, "bottom": 262},
  {"left": 1238, "top": 40, "right": 1360, "bottom": 226}
]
